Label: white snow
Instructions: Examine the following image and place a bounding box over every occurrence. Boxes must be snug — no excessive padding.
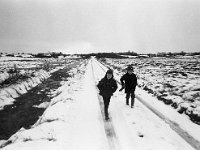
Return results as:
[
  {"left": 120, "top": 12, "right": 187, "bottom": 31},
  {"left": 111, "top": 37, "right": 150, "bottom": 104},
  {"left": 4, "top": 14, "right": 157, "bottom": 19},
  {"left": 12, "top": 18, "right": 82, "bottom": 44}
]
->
[
  {"left": 0, "top": 69, "right": 50, "bottom": 110},
  {"left": 0, "top": 64, "right": 67, "bottom": 110},
  {"left": 0, "top": 72, "right": 9, "bottom": 84},
  {"left": 0, "top": 58, "right": 199, "bottom": 150}
]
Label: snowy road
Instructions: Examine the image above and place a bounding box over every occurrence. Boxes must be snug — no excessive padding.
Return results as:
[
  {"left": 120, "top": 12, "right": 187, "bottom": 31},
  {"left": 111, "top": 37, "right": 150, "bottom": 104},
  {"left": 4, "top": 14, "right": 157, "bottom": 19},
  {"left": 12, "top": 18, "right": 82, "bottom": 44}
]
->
[
  {"left": 91, "top": 57, "right": 198, "bottom": 150},
  {"left": 91, "top": 61, "right": 121, "bottom": 150},
  {"left": 94, "top": 58, "right": 200, "bottom": 150}
]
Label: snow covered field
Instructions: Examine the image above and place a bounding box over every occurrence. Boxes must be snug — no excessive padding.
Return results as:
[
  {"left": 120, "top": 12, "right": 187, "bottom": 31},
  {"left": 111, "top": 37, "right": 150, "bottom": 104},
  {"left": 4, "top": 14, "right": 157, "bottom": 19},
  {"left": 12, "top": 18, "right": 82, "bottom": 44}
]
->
[
  {"left": 100, "top": 58, "right": 200, "bottom": 124},
  {"left": 0, "top": 56, "right": 74, "bottom": 84},
  {"left": 1, "top": 57, "right": 199, "bottom": 150},
  {"left": 0, "top": 56, "right": 76, "bottom": 110}
]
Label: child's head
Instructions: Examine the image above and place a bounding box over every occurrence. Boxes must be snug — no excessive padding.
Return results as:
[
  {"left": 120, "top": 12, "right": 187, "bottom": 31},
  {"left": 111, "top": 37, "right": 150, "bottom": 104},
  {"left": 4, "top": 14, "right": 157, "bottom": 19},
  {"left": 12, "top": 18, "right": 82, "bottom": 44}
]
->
[
  {"left": 106, "top": 69, "right": 113, "bottom": 79},
  {"left": 127, "top": 66, "right": 133, "bottom": 74}
]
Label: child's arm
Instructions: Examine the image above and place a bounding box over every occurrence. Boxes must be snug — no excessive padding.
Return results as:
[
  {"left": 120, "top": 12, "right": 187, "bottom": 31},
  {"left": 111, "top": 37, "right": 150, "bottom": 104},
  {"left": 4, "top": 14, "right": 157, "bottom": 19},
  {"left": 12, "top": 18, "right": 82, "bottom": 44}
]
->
[
  {"left": 112, "top": 80, "right": 118, "bottom": 93},
  {"left": 97, "top": 79, "right": 104, "bottom": 91},
  {"left": 120, "top": 75, "right": 125, "bottom": 86}
]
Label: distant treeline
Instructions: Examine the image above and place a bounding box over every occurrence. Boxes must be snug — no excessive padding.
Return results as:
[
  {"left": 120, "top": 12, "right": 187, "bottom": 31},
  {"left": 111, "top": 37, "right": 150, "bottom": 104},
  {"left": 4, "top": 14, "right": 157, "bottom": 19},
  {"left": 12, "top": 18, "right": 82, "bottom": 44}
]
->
[
  {"left": 0, "top": 52, "right": 70, "bottom": 58},
  {"left": 1, "top": 51, "right": 200, "bottom": 59},
  {"left": 33, "top": 52, "right": 69, "bottom": 58},
  {"left": 79, "top": 52, "right": 125, "bottom": 59},
  {"left": 79, "top": 51, "right": 200, "bottom": 58},
  {"left": 155, "top": 51, "right": 200, "bottom": 57}
]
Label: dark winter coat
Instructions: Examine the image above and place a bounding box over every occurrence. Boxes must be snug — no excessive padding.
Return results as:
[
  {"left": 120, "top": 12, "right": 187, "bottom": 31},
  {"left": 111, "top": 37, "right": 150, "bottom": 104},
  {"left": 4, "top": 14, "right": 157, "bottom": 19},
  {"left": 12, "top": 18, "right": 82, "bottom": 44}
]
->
[
  {"left": 97, "top": 76, "right": 118, "bottom": 97},
  {"left": 120, "top": 73, "right": 137, "bottom": 93}
]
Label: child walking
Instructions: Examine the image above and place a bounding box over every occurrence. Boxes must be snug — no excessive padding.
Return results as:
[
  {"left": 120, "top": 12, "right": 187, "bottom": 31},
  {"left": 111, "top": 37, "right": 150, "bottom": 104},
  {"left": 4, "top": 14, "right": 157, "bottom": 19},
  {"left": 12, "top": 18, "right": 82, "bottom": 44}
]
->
[
  {"left": 120, "top": 65, "right": 137, "bottom": 108},
  {"left": 97, "top": 69, "right": 118, "bottom": 120}
]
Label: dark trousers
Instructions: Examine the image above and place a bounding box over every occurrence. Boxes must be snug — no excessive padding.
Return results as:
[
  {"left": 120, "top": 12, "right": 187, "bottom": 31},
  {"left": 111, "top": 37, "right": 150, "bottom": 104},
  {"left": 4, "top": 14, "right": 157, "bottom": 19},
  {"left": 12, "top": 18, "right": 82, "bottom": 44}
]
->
[
  {"left": 126, "top": 91, "right": 135, "bottom": 106},
  {"left": 102, "top": 96, "right": 111, "bottom": 117}
]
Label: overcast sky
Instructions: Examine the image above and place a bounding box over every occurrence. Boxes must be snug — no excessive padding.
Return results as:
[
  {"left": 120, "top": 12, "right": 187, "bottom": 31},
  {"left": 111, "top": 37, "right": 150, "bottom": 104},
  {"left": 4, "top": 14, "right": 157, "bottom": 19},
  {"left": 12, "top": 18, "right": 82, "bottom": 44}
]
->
[{"left": 0, "top": 0, "right": 200, "bottom": 54}]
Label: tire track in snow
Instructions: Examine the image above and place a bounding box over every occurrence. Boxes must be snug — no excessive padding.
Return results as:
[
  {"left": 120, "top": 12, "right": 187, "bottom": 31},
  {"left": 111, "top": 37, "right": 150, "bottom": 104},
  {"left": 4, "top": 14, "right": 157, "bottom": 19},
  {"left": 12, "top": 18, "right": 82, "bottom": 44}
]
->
[
  {"left": 91, "top": 59, "right": 121, "bottom": 150},
  {"left": 94, "top": 58, "right": 200, "bottom": 150},
  {"left": 135, "top": 95, "right": 200, "bottom": 150}
]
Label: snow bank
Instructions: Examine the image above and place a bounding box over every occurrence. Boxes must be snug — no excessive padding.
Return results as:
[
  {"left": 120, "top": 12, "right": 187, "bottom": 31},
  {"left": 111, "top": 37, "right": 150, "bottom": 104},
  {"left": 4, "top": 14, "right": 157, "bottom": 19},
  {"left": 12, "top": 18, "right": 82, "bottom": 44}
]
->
[
  {"left": 0, "top": 58, "right": 68, "bottom": 110},
  {"left": 0, "top": 72, "right": 9, "bottom": 84},
  {"left": 0, "top": 70, "right": 50, "bottom": 110},
  {"left": 0, "top": 67, "right": 82, "bottom": 148}
]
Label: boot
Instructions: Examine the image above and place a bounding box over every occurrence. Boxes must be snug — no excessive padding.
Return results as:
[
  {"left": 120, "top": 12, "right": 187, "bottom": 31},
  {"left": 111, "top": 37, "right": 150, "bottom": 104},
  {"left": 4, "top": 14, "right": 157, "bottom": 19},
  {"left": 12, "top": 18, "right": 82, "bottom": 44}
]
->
[
  {"left": 131, "top": 98, "right": 135, "bottom": 108},
  {"left": 126, "top": 98, "right": 129, "bottom": 105},
  {"left": 105, "top": 112, "right": 109, "bottom": 120},
  {"left": 105, "top": 115, "right": 109, "bottom": 120}
]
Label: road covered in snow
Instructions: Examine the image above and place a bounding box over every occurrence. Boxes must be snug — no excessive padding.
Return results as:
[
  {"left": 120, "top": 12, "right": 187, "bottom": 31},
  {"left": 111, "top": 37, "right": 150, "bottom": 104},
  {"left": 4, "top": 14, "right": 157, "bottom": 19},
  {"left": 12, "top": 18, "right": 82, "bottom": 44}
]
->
[
  {"left": 92, "top": 58, "right": 200, "bottom": 150},
  {"left": 0, "top": 57, "right": 199, "bottom": 150}
]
